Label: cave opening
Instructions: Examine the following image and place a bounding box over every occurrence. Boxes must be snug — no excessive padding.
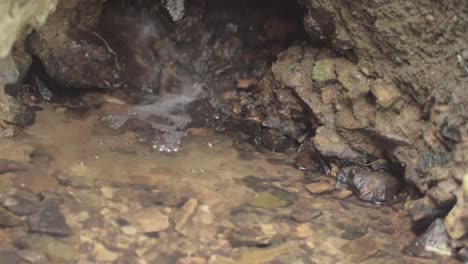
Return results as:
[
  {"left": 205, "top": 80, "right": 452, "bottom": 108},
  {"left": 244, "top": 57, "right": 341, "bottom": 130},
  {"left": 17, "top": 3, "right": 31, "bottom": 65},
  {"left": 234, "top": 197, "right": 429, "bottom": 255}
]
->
[{"left": 0, "top": 0, "right": 466, "bottom": 263}]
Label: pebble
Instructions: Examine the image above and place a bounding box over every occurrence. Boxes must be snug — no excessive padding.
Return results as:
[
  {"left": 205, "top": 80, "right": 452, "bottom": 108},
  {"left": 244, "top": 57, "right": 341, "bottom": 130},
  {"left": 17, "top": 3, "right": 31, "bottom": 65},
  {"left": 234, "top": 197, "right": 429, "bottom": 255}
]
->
[
  {"left": 295, "top": 223, "right": 314, "bottom": 238},
  {"left": 94, "top": 242, "right": 120, "bottom": 262},
  {"left": 174, "top": 198, "right": 198, "bottom": 233},
  {"left": 304, "top": 178, "right": 336, "bottom": 194},
  {"left": 121, "top": 225, "right": 138, "bottom": 236},
  {"left": 290, "top": 207, "right": 322, "bottom": 223},
  {"left": 100, "top": 187, "right": 114, "bottom": 199},
  {"left": 128, "top": 208, "right": 170, "bottom": 233},
  {"left": 332, "top": 189, "right": 353, "bottom": 199}
]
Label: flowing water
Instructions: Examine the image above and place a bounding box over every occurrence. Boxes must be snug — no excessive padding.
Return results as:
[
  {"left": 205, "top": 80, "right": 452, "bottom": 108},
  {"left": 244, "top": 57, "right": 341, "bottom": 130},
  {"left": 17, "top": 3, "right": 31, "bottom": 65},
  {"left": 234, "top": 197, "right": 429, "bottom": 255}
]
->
[{"left": 0, "top": 100, "right": 458, "bottom": 264}]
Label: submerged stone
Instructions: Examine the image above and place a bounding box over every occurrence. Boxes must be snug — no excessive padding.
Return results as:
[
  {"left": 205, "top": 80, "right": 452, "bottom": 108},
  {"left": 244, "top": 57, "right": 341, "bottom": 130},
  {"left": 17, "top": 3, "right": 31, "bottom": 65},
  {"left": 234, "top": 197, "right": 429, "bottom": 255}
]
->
[
  {"left": 0, "top": 207, "right": 23, "bottom": 227},
  {"left": 246, "top": 192, "right": 291, "bottom": 209},
  {"left": 26, "top": 204, "right": 72, "bottom": 236},
  {"left": 414, "top": 218, "right": 453, "bottom": 257}
]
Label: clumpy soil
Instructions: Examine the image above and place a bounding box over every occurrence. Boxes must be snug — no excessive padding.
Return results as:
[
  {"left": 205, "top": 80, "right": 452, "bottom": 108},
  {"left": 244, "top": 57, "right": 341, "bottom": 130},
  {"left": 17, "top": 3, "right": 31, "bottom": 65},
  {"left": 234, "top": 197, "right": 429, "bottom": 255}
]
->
[{"left": 0, "top": 0, "right": 467, "bottom": 263}]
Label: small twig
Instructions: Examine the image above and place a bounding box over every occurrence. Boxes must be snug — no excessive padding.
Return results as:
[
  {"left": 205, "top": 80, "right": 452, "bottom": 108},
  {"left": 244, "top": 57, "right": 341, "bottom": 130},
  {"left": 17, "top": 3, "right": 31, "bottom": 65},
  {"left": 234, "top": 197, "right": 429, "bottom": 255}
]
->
[{"left": 90, "top": 31, "right": 121, "bottom": 71}]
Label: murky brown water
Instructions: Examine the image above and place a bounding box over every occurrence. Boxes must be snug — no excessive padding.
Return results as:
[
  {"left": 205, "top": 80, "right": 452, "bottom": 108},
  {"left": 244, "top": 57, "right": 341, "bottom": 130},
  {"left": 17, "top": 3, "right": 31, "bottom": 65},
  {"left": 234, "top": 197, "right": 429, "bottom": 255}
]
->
[{"left": 0, "top": 100, "right": 458, "bottom": 264}]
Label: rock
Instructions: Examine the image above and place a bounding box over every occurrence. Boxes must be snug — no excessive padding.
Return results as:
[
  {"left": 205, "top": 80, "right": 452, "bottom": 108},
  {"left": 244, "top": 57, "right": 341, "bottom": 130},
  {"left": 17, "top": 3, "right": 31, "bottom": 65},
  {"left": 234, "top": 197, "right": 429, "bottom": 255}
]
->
[
  {"left": 246, "top": 192, "right": 291, "bottom": 209},
  {"left": 100, "top": 187, "right": 114, "bottom": 199},
  {"left": 93, "top": 242, "right": 120, "bottom": 262},
  {"left": 371, "top": 79, "right": 400, "bottom": 108},
  {"left": 17, "top": 250, "right": 49, "bottom": 264},
  {"left": 0, "top": 159, "right": 29, "bottom": 174},
  {"left": 174, "top": 198, "right": 198, "bottom": 233},
  {"left": 0, "top": 87, "right": 35, "bottom": 126},
  {"left": 178, "top": 256, "right": 207, "bottom": 264},
  {"left": 28, "top": 235, "right": 76, "bottom": 263},
  {"left": 126, "top": 208, "right": 169, "bottom": 234},
  {"left": 290, "top": 207, "right": 322, "bottom": 223},
  {"left": 340, "top": 236, "right": 382, "bottom": 262},
  {"left": 2, "top": 190, "right": 40, "bottom": 216},
  {"left": 404, "top": 196, "right": 445, "bottom": 224},
  {"left": 294, "top": 223, "right": 314, "bottom": 238},
  {"left": 312, "top": 126, "right": 360, "bottom": 160},
  {"left": 120, "top": 225, "right": 138, "bottom": 236},
  {"left": 0, "top": 0, "right": 58, "bottom": 57},
  {"left": 414, "top": 218, "right": 453, "bottom": 257},
  {"left": 335, "top": 59, "right": 371, "bottom": 99},
  {"left": 260, "top": 129, "right": 292, "bottom": 152},
  {"left": 427, "top": 179, "right": 458, "bottom": 207},
  {"left": 28, "top": 0, "right": 121, "bottom": 90},
  {"left": 444, "top": 190, "right": 466, "bottom": 240},
  {"left": 243, "top": 176, "right": 270, "bottom": 192},
  {"left": 304, "top": 178, "right": 336, "bottom": 194},
  {"left": 332, "top": 189, "right": 353, "bottom": 199},
  {"left": 236, "top": 243, "right": 298, "bottom": 264},
  {"left": 229, "top": 226, "right": 276, "bottom": 247},
  {"left": 339, "top": 167, "right": 399, "bottom": 204},
  {"left": 456, "top": 247, "right": 468, "bottom": 263},
  {"left": 208, "top": 255, "right": 236, "bottom": 264},
  {"left": 26, "top": 204, "right": 72, "bottom": 236},
  {"left": 303, "top": 10, "right": 335, "bottom": 43},
  {"left": 0, "top": 207, "right": 23, "bottom": 227},
  {"left": 0, "top": 55, "right": 19, "bottom": 84},
  {"left": 0, "top": 250, "right": 28, "bottom": 264}
]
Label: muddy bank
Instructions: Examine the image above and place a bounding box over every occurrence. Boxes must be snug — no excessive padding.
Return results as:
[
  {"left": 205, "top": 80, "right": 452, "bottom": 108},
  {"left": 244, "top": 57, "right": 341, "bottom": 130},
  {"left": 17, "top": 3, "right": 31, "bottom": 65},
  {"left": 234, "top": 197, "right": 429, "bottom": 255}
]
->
[{"left": 0, "top": 0, "right": 467, "bottom": 262}]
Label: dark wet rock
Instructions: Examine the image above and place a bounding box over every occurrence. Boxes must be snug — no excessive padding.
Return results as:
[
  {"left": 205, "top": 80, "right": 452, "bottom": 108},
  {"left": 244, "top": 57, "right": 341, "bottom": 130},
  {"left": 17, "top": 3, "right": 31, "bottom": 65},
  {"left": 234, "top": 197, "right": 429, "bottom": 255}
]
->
[
  {"left": 338, "top": 167, "right": 399, "bottom": 204},
  {"left": 304, "top": 177, "right": 336, "bottom": 194},
  {"left": 290, "top": 207, "right": 322, "bottom": 223},
  {"left": 456, "top": 247, "right": 468, "bottom": 263},
  {"left": 405, "top": 196, "right": 446, "bottom": 226},
  {"left": 26, "top": 204, "right": 72, "bottom": 236},
  {"left": 2, "top": 190, "right": 40, "bottom": 216},
  {"left": 0, "top": 207, "right": 23, "bottom": 227},
  {"left": 0, "top": 87, "right": 35, "bottom": 126},
  {"left": 260, "top": 129, "right": 292, "bottom": 152},
  {"left": 295, "top": 148, "right": 319, "bottom": 171},
  {"left": 31, "top": 77, "right": 53, "bottom": 101},
  {"left": 413, "top": 218, "right": 453, "bottom": 257},
  {"left": 0, "top": 250, "right": 29, "bottom": 264},
  {"left": 27, "top": 0, "right": 121, "bottom": 90},
  {"left": 303, "top": 10, "right": 335, "bottom": 43},
  {"left": 243, "top": 176, "right": 270, "bottom": 193},
  {"left": 0, "top": 159, "right": 30, "bottom": 174}
]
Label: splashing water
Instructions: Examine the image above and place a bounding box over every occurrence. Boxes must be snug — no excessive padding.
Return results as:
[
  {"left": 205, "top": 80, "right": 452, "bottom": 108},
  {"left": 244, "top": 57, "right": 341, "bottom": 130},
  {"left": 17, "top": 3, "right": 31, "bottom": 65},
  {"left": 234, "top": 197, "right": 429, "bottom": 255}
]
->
[{"left": 103, "top": 82, "right": 204, "bottom": 152}]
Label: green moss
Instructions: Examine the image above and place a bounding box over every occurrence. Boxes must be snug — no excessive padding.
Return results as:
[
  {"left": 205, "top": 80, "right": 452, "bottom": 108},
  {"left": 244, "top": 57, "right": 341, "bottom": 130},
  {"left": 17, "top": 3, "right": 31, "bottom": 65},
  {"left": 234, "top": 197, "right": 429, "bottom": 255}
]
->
[{"left": 312, "top": 59, "right": 336, "bottom": 84}]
